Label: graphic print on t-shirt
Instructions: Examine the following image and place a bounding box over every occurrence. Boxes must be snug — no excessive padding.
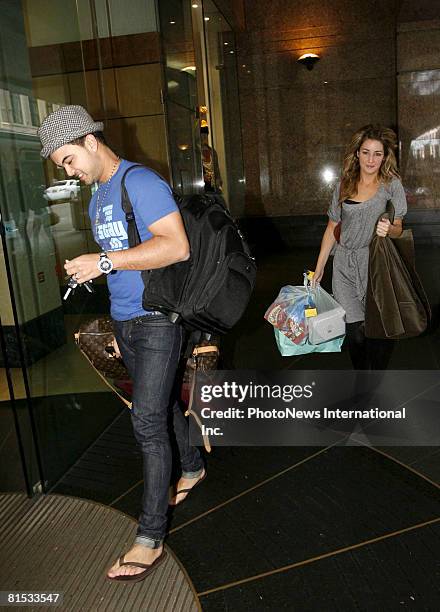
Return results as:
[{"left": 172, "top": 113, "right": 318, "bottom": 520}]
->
[{"left": 95, "top": 202, "right": 128, "bottom": 251}]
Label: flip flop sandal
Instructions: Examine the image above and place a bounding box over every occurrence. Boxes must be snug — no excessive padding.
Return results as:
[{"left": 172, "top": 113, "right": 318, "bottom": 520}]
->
[
  {"left": 107, "top": 549, "right": 167, "bottom": 583},
  {"left": 169, "top": 471, "right": 207, "bottom": 506}
]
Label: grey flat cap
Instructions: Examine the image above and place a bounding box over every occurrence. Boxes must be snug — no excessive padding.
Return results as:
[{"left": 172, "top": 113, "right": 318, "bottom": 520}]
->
[{"left": 38, "top": 105, "right": 104, "bottom": 158}]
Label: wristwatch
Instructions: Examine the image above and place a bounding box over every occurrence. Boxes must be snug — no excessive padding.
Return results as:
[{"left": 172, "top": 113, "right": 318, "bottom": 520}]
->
[{"left": 97, "top": 252, "right": 114, "bottom": 274}]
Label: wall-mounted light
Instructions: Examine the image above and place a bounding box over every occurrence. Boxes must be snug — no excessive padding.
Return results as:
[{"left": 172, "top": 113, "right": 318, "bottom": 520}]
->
[
  {"left": 297, "top": 53, "right": 320, "bottom": 71},
  {"left": 321, "top": 167, "right": 335, "bottom": 184}
]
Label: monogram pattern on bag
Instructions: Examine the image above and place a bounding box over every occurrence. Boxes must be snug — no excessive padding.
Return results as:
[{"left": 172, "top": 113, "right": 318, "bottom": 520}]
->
[{"left": 76, "top": 317, "right": 129, "bottom": 380}]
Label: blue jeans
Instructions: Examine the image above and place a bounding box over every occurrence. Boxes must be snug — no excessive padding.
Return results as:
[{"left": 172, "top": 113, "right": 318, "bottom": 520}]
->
[{"left": 113, "top": 313, "right": 203, "bottom": 548}]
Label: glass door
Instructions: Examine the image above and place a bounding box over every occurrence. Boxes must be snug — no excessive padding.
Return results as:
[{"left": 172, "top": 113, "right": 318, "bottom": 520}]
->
[
  {"left": 158, "top": 0, "right": 245, "bottom": 212},
  {"left": 201, "top": 0, "right": 246, "bottom": 215},
  {"left": 1, "top": 0, "right": 168, "bottom": 493},
  {"left": 158, "top": 0, "right": 204, "bottom": 195}
]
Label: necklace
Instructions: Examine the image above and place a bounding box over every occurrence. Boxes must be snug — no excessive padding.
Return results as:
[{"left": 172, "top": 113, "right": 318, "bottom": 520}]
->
[{"left": 95, "top": 157, "right": 120, "bottom": 228}]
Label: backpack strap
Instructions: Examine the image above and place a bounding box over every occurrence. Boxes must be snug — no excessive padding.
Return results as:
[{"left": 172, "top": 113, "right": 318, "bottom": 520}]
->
[
  {"left": 120, "top": 164, "right": 144, "bottom": 248},
  {"left": 121, "top": 164, "right": 179, "bottom": 248}
]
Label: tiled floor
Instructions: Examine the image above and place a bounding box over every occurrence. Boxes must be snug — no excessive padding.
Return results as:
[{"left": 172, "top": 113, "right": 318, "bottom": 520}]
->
[
  {"left": 1, "top": 244, "right": 439, "bottom": 609},
  {"left": 46, "top": 245, "right": 440, "bottom": 610},
  {"left": 53, "top": 410, "right": 440, "bottom": 610}
]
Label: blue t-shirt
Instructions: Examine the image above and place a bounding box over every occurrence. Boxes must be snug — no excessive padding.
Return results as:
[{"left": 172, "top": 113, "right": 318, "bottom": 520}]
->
[{"left": 89, "top": 159, "right": 178, "bottom": 320}]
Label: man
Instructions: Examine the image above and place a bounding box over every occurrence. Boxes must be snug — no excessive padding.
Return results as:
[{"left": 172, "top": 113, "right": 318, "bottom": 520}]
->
[{"left": 38, "top": 105, "right": 205, "bottom": 582}]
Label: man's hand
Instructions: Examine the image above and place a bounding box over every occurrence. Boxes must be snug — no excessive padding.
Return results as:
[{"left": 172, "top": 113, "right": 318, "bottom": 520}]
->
[
  {"left": 112, "top": 337, "right": 121, "bottom": 358},
  {"left": 65, "top": 254, "right": 103, "bottom": 283}
]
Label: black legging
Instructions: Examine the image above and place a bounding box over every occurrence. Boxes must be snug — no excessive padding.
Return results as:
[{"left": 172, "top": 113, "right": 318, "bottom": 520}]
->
[{"left": 346, "top": 321, "right": 394, "bottom": 370}]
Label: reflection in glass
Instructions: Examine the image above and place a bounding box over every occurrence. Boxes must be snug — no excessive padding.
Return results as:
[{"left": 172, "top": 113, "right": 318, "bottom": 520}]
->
[
  {"left": 0, "top": 0, "right": 127, "bottom": 492},
  {"left": 202, "top": 0, "right": 245, "bottom": 214},
  {"left": 410, "top": 127, "right": 440, "bottom": 160},
  {"left": 404, "top": 126, "right": 440, "bottom": 207},
  {"left": 158, "top": 0, "right": 203, "bottom": 193},
  {"left": 410, "top": 70, "right": 440, "bottom": 96}
]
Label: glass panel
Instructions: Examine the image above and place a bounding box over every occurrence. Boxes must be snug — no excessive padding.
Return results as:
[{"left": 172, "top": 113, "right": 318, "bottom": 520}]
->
[
  {"left": 158, "top": 0, "right": 203, "bottom": 194},
  {"left": 160, "top": 0, "right": 198, "bottom": 110},
  {"left": 0, "top": 306, "right": 34, "bottom": 493},
  {"left": 0, "top": 0, "right": 138, "bottom": 493},
  {"left": 167, "top": 101, "right": 205, "bottom": 193},
  {"left": 0, "top": 0, "right": 54, "bottom": 493},
  {"left": 398, "top": 70, "right": 440, "bottom": 208},
  {"left": 202, "top": 0, "right": 245, "bottom": 214}
]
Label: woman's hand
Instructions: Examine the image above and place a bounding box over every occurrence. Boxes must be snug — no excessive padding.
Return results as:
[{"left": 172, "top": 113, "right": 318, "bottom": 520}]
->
[
  {"left": 311, "top": 265, "right": 324, "bottom": 287},
  {"left": 376, "top": 218, "right": 391, "bottom": 237}
]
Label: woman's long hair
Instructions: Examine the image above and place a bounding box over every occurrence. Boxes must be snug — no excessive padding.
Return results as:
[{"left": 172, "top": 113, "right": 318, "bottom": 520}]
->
[{"left": 339, "top": 124, "right": 400, "bottom": 202}]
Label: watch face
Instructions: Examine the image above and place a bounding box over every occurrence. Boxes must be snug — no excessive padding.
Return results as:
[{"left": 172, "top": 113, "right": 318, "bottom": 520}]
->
[{"left": 99, "top": 257, "right": 113, "bottom": 273}]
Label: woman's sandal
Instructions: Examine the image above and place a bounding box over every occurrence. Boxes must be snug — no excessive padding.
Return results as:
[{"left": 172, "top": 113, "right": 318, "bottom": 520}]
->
[{"left": 107, "top": 550, "right": 167, "bottom": 583}]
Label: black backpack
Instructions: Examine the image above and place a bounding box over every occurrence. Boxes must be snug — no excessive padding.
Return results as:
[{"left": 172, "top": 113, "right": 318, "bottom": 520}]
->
[{"left": 121, "top": 165, "right": 256, "bottom": 335}]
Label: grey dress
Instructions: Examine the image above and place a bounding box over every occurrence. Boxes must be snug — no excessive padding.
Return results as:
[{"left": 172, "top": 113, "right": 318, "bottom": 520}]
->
[{"left": 327, "top": 178, "right": 407, "bottom": 323}]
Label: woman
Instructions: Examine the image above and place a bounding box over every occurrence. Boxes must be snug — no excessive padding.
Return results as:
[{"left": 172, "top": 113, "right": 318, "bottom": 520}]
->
[{"left": 313, "top": 124, "right": 407, "bottom": 369}]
